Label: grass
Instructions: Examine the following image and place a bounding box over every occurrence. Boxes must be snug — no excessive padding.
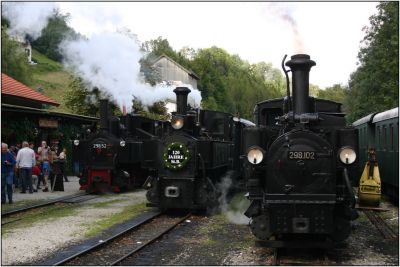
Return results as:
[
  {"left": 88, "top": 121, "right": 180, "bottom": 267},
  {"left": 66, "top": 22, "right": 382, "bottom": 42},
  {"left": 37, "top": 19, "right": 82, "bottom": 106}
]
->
[
  {"left": 25, "top": 49, "right": 73, "bottom": 113},
  {"left": 83, "top": 202, "right": 148, "bottom": 238},
  {"left": 2, "top": 204, "right": 78, "bottom": 235},
  {"left": 1, "top": 199, "right": 47, "bottom": 212},
  {"left": 30, "top": 49, "right": 63, "bottom": 73},
  {"left": 90, "top": 199, "right": 122, "bottom": 208}
]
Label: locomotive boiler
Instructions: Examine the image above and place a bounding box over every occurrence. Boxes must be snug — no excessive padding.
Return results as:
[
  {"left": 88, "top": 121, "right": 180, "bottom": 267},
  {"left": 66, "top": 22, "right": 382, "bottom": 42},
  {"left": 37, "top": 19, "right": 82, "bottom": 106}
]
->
[
  {"left": 243, "top": 54, "right": 359, "bottom": 245},
  {"left": 73, "top": 99, "right": 165, "bottom": 193},
  {"left": 145, "top": 87, "right": 254, "bottom": 210}
]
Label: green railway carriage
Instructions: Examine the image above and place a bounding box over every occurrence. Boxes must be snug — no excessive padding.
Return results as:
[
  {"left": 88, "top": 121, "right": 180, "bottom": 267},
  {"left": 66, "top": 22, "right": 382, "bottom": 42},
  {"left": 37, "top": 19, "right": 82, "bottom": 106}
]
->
[{"left": 353, "top": 107, "right": 399, "bottom": 200}]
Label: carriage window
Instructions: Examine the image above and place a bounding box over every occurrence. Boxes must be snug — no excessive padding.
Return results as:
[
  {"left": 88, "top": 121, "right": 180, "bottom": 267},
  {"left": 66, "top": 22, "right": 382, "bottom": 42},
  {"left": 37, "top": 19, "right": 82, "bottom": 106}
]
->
[
  {"left": 383, "top": 126, "right": 387, "bottom": 150},
  {"left": 390, "top": 124, "right": 394, "bottom": 151},
  {"left": 376, "top": 126, "right": 380, "bottom": 150}
]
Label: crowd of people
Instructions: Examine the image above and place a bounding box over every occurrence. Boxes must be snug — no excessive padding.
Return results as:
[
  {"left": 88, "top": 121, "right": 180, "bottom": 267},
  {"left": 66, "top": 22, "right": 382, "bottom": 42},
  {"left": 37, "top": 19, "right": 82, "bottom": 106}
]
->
[{"left": 1, "top": 140, "right": 68, "bottom": 204}]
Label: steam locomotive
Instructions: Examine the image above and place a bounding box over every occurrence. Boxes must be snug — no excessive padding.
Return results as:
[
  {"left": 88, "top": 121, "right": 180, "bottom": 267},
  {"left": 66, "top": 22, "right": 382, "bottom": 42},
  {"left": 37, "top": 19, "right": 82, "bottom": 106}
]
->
[
  {"left": 72, "top": 99, "right": 165, "bottom": 193},
  {"left": 243, "top": 54, "right": 359, "bottom": 245},
  {"left": 145, "top": 87, "right": 255, "bottom": 210}
]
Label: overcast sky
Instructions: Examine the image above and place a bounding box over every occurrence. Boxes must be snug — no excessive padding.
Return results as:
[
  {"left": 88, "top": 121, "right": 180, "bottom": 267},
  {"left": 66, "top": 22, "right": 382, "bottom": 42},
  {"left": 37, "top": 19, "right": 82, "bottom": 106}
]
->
[{"left": 55, "top": 2, "right": 378, "bottom": 89}]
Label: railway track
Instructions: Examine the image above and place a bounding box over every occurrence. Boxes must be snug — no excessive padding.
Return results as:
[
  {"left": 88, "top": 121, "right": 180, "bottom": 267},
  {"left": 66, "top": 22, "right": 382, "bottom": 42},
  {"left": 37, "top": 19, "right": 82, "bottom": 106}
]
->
[
  {"left": 52, "top": 211, "right": 190, "bottom": 265},
  {"left": 272, "top": 247, "right": 330, "bottom": 266},
  {"left": 1, "top": 192, "right": 98, "bottom": 220},
  {"left": 364, "top": 210, "right": 398, "bottom": 240}
]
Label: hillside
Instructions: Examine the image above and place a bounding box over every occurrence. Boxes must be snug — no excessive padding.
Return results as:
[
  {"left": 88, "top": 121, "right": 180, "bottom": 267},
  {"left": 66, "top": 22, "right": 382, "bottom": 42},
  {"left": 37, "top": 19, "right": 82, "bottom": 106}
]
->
[{"left": 27, "top": 49, "right": 72, "bottom": 113}]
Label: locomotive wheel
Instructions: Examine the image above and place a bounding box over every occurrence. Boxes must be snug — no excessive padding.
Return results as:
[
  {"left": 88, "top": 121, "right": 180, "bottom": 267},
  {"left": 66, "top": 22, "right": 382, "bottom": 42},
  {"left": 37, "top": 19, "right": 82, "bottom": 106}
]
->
[
  {"left": 329, "top": 217, "right": 351, "bottom": 242},
  {"left": 250, "top": 214, "right": 272, "bottom": 240}
]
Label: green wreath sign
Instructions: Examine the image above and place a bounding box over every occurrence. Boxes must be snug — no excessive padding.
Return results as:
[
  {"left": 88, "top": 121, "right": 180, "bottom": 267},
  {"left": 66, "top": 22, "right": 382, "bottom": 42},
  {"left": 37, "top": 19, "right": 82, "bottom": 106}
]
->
[{"left": 163, "top": 142, "right": 190, "bottom": 170}]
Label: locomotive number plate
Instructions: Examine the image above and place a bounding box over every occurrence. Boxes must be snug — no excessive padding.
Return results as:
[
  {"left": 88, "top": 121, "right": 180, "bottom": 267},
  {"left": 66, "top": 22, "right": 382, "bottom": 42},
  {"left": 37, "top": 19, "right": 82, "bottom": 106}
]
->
[
  {"left": 288, "top": 151, "right": 316, "bottom": 160},
  {"left": 93, "top": 143, "right": 107, "bottom": 149}
]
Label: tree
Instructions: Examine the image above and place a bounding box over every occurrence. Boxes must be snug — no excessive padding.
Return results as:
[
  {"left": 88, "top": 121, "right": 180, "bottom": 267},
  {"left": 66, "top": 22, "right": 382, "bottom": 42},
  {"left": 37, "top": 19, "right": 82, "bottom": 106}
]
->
[
  {"left": 131, "top": 96, "right": 169, "bottom": 120},
  {"left": 346, "top": 2, "right": 399, "bottom": 122},
  {"left": 1, "top": 27, "right": 32, "bottom": 84},
  {"left": 64, "top": 76, "right": 120, "bottom": 117},
  {"left": 31, "top": 10, "right": 79, "bottom": 62}
]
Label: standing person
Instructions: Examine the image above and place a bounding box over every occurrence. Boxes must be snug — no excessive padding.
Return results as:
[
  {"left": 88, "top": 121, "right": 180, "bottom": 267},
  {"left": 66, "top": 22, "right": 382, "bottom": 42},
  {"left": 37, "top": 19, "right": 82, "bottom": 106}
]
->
[
  {"left": 38, "top": 141, "right": 50, "bottom": 192},
  {"left": 9, "top": 146, "right": 19, "bottom": 189},
  {"left": 2, "top": 143, "right": 16, "bottom": 204},
  {"left": 31, "top": 162, "right": 41, "bottom": 192},
  {"left": 16, "top": 141, "right": 35, "bottom": 194},
  {"left": 58, "top": 148, "right": 69, "bottom": 182}
]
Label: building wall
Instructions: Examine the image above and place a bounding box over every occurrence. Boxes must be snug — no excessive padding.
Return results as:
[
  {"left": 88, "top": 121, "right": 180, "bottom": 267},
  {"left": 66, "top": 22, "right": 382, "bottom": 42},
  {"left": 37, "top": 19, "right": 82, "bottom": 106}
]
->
[{"left": 155, "top": 57, "right": 198, "bottom": 88}]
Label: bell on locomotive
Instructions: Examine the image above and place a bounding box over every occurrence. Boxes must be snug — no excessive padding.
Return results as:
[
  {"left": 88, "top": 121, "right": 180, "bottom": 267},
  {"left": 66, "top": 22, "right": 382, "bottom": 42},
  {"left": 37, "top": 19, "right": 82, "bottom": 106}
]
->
[{"left": 243, "top": 54, "right": 359, "bottom": 246}]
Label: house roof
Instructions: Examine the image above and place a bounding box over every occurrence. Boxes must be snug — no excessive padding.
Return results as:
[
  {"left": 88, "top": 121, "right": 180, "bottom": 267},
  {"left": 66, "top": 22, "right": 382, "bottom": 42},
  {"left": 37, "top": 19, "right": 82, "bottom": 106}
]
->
[
  {"left": 1, "top": 73, "right": 60, "bottom": 106},
  {"left": 151, "top": 54, "right": 200, "bottom": 80}
]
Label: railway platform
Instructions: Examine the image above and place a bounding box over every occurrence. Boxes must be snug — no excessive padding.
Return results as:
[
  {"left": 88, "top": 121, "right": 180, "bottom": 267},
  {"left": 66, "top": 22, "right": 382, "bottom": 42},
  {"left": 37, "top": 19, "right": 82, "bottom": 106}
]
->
[{"left": 10, "top": 176, "right": 81, "bottom": 203}]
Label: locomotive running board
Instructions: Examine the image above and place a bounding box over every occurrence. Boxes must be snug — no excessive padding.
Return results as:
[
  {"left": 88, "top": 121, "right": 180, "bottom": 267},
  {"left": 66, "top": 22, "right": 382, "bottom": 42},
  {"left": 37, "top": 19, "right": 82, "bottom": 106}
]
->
[{"left": 255, "top": 239, "right": 335, "bottom": 248}]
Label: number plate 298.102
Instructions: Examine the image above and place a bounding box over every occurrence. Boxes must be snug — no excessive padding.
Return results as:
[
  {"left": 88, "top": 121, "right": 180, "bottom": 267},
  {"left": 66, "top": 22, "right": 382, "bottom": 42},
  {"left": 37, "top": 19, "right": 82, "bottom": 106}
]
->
[{"left": 288, "top": 151, "right": 316, "bottom": 160}]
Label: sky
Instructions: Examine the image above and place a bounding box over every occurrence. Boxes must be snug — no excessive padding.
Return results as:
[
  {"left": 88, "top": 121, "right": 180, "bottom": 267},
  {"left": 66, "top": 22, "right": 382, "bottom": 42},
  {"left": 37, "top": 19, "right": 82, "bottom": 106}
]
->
[{"left": 54, "top": 2, "right": 378, "bottom": 89}]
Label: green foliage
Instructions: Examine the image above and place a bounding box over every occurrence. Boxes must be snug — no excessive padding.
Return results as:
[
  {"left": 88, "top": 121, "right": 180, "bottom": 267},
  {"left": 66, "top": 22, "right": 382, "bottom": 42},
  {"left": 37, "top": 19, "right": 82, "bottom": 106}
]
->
[
  {"left": 1, "top": 27, "right": 33, "bottom": 84},
  {"left": 346, "top": 2, "right": 399, "bottom": 122},
  {"left": 1, "top": 118, "right": 38, "bottom": 144},
  {"left": 190, "top": 47, "right": 284, "bottom": 119},
  {"left": 64, "top": 76, "right": 122, "bottom": 117},
  {"left": 317, "top": 84, "right": 346, "bottom": 105},
  {"left": 31, "top": 10, "right": 79, "bottom": 62},
  {"left": 131, "top": 97, "right": 169, "bottom": 120}
]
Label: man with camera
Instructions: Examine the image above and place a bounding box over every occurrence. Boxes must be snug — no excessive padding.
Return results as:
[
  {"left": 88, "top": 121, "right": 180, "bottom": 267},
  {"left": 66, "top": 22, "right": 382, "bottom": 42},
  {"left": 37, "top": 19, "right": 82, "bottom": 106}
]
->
[{"left": 38, "top": 141, "right": 50, "bottom": 192}]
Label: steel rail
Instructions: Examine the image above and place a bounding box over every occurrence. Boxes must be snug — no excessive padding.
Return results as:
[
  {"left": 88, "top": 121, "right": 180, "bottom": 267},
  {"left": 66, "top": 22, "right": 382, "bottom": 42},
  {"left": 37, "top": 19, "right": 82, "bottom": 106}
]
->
[
  {"left": 1, "top": 192, "right": 91, "bottom": 217},
  {"left": 272, "top": 248, "right": 330, "bottom": 266},
  {"left": 53, "top": 210, "right": 163, "bottom": 266},
  {"left": 110, "top": 213, "right": 191, "bottom": 266},
  {"left": 364, "top": 210, "right": 398, "bottom": 240}
]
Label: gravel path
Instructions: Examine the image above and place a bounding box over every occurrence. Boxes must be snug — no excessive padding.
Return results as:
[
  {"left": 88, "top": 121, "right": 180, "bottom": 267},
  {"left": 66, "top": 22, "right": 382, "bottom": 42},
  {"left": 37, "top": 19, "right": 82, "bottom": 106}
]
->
[{"left": 1, "top": 189, "right": 147, "bottom": 265}]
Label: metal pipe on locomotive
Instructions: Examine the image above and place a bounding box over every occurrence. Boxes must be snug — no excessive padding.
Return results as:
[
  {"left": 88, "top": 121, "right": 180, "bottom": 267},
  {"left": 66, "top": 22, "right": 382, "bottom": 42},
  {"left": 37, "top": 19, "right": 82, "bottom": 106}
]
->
[
  {"left": 243, "top": 54, "right": 359, "bottom": 244},
  {"left": 72, "top": 99, "right": 164, "bottom": 193},
  {"left": 145, "top": 87, "right": 254, "bottom": 210}
]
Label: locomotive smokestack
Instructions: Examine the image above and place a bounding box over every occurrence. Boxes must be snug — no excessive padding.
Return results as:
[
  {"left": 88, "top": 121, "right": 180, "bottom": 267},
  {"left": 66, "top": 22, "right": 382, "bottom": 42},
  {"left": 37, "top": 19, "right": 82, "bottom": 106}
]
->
[
  {"left": 285, "top": 54, "right": 316, "bottom": 114},
  {"left": 173, "top": 87, "right": 191, "bottom": 115},
  {"left": 99, "top": 99, "right": 109, "bottom": 132}
]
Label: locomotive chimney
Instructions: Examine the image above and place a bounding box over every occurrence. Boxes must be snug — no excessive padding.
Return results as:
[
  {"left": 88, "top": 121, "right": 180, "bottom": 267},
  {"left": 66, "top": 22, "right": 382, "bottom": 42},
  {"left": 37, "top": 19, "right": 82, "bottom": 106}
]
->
[
  {"left": 99, "top": 99, "right": 109, "bottom": 132},
  {"left": 173, "top": 87, "right": 191, "bottom": 115},
  {"left": 285, "top": 54, "right": 316, "bottom": 114}
]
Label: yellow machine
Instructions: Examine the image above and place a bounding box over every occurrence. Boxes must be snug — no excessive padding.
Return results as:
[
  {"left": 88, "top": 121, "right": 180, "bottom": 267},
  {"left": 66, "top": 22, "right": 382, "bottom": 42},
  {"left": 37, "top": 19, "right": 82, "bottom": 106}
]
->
[{"left": 358, "top": 148, "right": 381, "bottom": 206}]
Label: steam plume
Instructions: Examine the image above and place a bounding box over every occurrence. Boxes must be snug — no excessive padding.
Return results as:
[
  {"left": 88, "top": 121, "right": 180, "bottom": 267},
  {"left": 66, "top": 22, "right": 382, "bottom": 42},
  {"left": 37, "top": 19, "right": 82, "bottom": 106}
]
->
[
  {"left": 2, "top": 2, "right": 56, "bottom": 40},
  {"left": 216, "top": 173, "right": 250, "bottom": 225},
  {"left": 60, "top": 32, "right": 202, "bottom": 111}
]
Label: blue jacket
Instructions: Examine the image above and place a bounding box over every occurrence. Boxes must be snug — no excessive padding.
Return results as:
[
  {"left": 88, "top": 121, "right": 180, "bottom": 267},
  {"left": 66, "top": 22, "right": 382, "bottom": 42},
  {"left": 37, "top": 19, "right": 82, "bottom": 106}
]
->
[{"left": 2, "top": 151, "right": 16, "bottom": 174}]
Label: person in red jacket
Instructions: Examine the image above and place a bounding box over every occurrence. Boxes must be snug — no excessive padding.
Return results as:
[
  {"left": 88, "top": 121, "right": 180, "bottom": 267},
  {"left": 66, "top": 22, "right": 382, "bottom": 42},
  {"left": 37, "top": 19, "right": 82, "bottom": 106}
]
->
[{"left": 32, "top": 162, "right": 41, "bottom": 193}]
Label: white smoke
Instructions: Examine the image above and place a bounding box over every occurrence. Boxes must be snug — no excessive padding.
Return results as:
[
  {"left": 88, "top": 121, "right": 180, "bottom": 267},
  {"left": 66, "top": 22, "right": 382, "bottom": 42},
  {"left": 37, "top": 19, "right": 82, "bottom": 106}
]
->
[
  {"left": 60, "top": 31, "right": 202, "bottom": 112},
  {"left": 265, "top": 3, "right": 305, "bottom": 53},
  {"left": 2, "top": 2, "right": 56, "bottom": 40},
  {"left": 3, "top": 2, "right": 202, "bottom": 112},
  {"left": 216, "top": 173, "right": 250, "bottom": 225}
]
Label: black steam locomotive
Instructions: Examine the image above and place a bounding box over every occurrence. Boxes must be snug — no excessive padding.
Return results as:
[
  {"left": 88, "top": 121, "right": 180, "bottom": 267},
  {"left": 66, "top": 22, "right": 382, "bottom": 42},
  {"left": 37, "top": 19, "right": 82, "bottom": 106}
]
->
[
  {"left": 73, "top": 99, "right": 165, "bottom": 193},
  {"left": 243, "top": 54, "right": 359, "bottom": 245},
  {"left": 145, "top": 87, "right": 254, "bottom": 210}
]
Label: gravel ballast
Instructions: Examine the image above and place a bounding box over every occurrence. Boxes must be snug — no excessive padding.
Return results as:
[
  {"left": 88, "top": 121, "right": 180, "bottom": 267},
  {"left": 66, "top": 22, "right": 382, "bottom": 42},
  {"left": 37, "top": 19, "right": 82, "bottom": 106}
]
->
[{"left": 1, "top": 178, "right": 147, "bottom": 265}]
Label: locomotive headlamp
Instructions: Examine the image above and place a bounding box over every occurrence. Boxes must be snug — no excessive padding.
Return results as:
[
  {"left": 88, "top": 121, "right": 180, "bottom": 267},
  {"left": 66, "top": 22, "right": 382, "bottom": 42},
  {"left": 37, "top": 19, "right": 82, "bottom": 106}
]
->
[
  {"left": 120, "top": 140, "right": 126, "bottom": 147},
  {"left": 247, "top": 146, "right": 264, "bottom": 165},
  {"left": 339, "top": 147, "right": 357, "bottom": 165},
  {"left": 171, "top": 116, "right": 184, "bottom": 130},
  {"left": 73, "top": 140, "right": 80, "bottom": 146}
]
